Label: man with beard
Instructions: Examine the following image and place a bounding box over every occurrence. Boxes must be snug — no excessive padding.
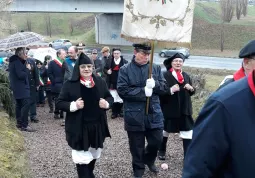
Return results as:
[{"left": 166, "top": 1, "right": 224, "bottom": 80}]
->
[
  {"left": 117, "top": 44, "right": 167, "bottom": 178},
  {"left": 63, "top": 46, "right": 78, "bottom": 82}
]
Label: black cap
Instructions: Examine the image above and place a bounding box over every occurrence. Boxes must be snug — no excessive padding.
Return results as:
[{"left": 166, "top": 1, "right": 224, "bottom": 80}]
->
[
  {"left": 78, "top": 52, "right": 93, "bottom": 65},
  {"left": 239, "top": 40, "right": 255, "bottom": 58},
  {"left": 112, "top": 47, "right": 121, "bottom": 53},
  {"left": 133, "top": 43, "right": 151, "bottom": 50},
  {"left": 36, "top": 60, "right": 43, "bottom": 65},
  {"left": 163, "top": 53, "right": 185, "bottom": 70}
]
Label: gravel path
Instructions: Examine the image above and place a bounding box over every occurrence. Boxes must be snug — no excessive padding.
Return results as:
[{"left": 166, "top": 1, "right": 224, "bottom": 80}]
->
[{"left": 23, "top": 106, "right": 183, "bottom": 178}]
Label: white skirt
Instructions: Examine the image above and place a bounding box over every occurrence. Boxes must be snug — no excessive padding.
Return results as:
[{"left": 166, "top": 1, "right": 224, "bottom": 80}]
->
[
  {"left": 110, "top": 89, "right": 123, "bottom": 103},
  {"left": 72, "top": 148, "right": 102, "bottom": 165}
]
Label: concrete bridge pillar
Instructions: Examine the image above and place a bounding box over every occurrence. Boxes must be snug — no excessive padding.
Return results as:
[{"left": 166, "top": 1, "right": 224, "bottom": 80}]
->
[{"left": 95, "top": 13, "right": 132, "bottom": 46}]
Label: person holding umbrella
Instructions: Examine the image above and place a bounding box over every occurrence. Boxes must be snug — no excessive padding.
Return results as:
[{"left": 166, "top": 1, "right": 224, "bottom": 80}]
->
[{"left": 117, "top": 43, "right": 168, "bottom": 178}]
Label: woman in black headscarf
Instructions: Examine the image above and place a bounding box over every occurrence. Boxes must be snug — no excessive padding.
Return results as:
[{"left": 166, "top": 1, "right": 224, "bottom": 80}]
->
[
  {"left": 158, "top": 53, "right": 195, "bottom": 161},
  {"left": 56, "top": 53, "right": 113, "bottom": 178}
]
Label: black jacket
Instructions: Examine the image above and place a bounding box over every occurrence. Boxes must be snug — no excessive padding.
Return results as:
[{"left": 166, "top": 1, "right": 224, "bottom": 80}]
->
[{"left": 160, "top": 71, "right": 195, "bottom": 119}]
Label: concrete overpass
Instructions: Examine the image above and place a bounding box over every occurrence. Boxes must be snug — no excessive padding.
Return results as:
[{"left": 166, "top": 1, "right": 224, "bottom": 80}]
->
[
  {"left": 9, "top": 0, "right": 124, "bottom": 13},
  {"left": 9, "top": 0, "right": 130, "bottom": 45}
]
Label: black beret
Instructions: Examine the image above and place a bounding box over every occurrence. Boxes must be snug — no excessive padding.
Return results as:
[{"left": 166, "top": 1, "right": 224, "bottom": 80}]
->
[
  {"left": 133, "top": 43, "right": 151, "bottom": 51},
  {"left": 163, "top": 53, "right": 185, "bottom": 70},
  {"left": 239, "top": 40, "right": 255, "bottom": 58}
]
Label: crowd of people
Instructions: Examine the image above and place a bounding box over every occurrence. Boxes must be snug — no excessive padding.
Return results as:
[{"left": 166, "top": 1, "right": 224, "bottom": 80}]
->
[{"left": 6, "top": 40, "right": 255, "bottom": 178}]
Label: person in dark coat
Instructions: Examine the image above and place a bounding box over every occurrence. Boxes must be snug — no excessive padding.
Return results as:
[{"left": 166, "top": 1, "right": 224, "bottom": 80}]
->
[
  {"left": 91, "top": 49, "right": 103, "bottom": 77},
  {"left": 219, "top": 40, "right": 255, "bottom": 89},
  {"left": 48, "top": 49, "right": 66, "bottom": 119},
  {"left": 43, "top": 55, "right": 54, "bottom": 113},
  {"left": 8, "top": 47, "right": 35, "bottom": 132},
  {"left": 105, "top": 48, "right": 128, "bottom": 118},
  {"left": 101, "top": 46, "right": 111, "bottom": 82},
  {"left": 158, "top": 53, "right": 195, "bottom": 160},
  {"left": 36, "top": 60, "right": 46, "bottom": 107},
  {"left": 26, "top": 57, "right": 40, "bottom": 123},
  {"left": 117, "top": 43, "right": 168, "bottom": 178},
  {"left": 182, "top": 69, "right": 255, "bottom": 178},
  {"left": 56, "top": 52, "right": 113, "bottom": 178}
]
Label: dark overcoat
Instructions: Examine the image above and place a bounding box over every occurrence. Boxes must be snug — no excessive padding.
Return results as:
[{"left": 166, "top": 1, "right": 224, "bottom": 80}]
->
[
  {"left": 8, "top": 55, "right": 30, "bottom": 99},
  {"left": 47, "top": 60, "right": 64, "bottom": 93},
  {"left": 183, "top": 72, "right": 255, "bottom": 178},
  {"left": 56, "top": 68, "right": 113, "bottom": 150},
  {"left": 117, "top": 59, "right": 168, "bottom": 131}
]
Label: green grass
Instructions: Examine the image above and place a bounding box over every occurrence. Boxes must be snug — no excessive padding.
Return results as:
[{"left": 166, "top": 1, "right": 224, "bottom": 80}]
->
[{"left": 0, "top": 112, "right": 29, "bottom": 178}]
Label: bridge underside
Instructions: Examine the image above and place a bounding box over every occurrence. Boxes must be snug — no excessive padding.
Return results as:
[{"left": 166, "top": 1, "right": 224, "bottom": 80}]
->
[{"left": 9, "top": 0, "right": 124, "bottom": 13}]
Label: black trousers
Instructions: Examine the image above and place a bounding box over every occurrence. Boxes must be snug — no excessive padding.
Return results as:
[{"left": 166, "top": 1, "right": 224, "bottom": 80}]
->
[
  {"left": 127, "top": 129, "right": 163, "bottom": 177},
  {"left": 29, "top": 87, "right": 37, "bottom": 119},
  {"left": 46, "top": 91, "right": 53, "bottom": 110},
  {"left": 15, "top": 98, "right": 30, "bottom": 128},
  {"left": 76, "top": 159, "right": 96, "bottom": 178},
  {"left": 51, "top": 92, "right": 62, "bottom": 115}
]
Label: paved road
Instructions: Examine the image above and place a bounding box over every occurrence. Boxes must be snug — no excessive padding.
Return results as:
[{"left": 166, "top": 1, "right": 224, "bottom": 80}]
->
[
  {"left": 29, "top": 43, "right": 241, "bottom": 70},
  {"left": 122, "top": 53, "right": 241, "bottom": 71}
]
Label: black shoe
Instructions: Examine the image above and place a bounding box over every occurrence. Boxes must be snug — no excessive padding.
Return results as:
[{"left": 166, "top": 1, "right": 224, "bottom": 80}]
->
[
  {"left": 118, "top": 113, "right": 124, "bottom": 117},
  {"left": 111, "top": 114, "right": 117, "bottom": 119},
  {"left": 146, "top": 164, "right": 159, "bottom": 173},
  {"left": 20, "top": 126, "right": 36, "bottom": 132},
  {"left": 54, "top": 114, "right": 60, "bottom": 119},
  {"left": 158, "top": 151, "right": 166, "bottom": 160},
  {"left": 60, "top": 115, "right": 64, "bottom": 119},
  {"left": 31, "top": 118, "right": 39, "bottom": 123}
]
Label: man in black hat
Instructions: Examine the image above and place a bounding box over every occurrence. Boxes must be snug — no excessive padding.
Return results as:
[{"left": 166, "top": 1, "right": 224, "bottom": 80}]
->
[
  {"left": 219, "top": 40, "right": 255, "bottom": 88},
  {"left": 117, "top": 43, "right": 168, "bottom": 178}
]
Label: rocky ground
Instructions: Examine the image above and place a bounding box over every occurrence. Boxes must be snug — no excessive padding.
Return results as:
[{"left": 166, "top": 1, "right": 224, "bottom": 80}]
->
[{"left": 23, "top": 106, "right": 183, "bottom": 178}]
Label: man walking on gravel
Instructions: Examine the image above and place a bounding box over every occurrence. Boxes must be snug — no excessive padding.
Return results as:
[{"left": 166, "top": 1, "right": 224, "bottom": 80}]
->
[{"left": 117, "top": 43, "right": 167, "bottom": 178}]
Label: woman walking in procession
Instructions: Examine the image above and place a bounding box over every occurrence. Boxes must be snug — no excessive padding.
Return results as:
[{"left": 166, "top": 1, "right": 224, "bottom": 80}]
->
[
  {"left": 56, "top": 52, "right": 113, "bottom": 178},
  {"left": 104, "top": 48, "right": 128, "bottom": 118},
  {"left": 158, "top": 53, "right": 195, "bottom": 160}
]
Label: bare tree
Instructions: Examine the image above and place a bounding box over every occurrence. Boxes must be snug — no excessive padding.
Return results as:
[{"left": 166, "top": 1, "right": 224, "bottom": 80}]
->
[
  {"left": 236, "top": 0, "right": 243, "bottom": 20},
  {"left": 242, "top": 0, "right": 248, "bottom": 16},
  {"left": 0, "top": 0, "right": 16, "bottom": 38},
  {"left": 69, "top": 18, "right": 74, "bottom": 36},
  {"left": 220, "top": 0, "right": 235, "bottom": 51},
  {"left": 26, "top": 15, "right": 32, "bottom": 31},
  {"left": 44, "top": 13, "right": 52, "bottom": 37},
  {"left": 220, "top": 0, "right": 235, "bottom": 23}
]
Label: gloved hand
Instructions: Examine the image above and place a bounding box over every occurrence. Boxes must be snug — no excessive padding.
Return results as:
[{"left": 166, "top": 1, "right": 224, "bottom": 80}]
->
[
  {"left": 170, "top": 84, "right": 180, "bottom": 94},
  {"left": 146, "top": 78, "right": 155, "bottom": 89},
  {"left": 145, "top": 86, "right": 153, "bottom": 97}
]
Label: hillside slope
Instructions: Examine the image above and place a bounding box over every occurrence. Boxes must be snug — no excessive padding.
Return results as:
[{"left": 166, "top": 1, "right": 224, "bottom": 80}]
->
[{"left": 6, "top": 2, "right": 255, "bottom": 50}]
